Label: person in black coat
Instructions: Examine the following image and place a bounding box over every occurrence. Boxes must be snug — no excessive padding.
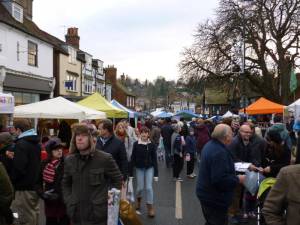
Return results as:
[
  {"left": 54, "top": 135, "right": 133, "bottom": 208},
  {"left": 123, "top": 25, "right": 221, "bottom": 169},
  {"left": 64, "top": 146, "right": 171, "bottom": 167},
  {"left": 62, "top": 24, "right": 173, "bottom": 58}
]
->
[
  {"left": 161, "top": 118, "right": 173, "bottom": 168},
  {"left": 0, "top": 132, "right": 14, "bottom": 178},
  {"left": 259, "top": 130, "right": 291, "bottom": 178},
  {"left": 96, "top": 119, "right": 128, "bottom": 180},
  {"left": 129, "top": 127, "right": 158, "bottom": 217},
  {"left": 38, "top": 137, "right": 69, "bottom": 225}
]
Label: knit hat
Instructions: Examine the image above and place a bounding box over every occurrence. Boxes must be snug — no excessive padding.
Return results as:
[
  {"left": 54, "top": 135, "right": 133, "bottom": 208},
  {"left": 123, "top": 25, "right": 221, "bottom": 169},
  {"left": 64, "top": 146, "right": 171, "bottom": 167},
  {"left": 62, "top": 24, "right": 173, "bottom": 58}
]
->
[
  {"left": 267, "top": 130, "right": 282, "bottom": 144},
  {"left": 45, "top": 137, "right": 63, "bottom": 154},
  {"left": 0, "top": 132, "right": 13, "bottom": 145}
]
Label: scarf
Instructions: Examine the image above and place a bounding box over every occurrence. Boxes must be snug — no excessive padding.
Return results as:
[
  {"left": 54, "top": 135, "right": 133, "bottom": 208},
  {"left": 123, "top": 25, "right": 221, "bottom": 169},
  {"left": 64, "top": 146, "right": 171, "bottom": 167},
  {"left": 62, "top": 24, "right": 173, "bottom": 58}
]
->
[{"left": 43, "top": 159, "right": 60, "bottom": 183}]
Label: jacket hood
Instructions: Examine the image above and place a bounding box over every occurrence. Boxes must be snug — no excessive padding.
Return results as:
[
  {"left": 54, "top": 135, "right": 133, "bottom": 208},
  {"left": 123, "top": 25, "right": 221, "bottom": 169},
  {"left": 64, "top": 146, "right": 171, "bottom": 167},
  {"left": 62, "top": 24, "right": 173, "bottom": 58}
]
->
[
  {"left": 18, "top": 134, "right": 40, "bottom": 144},
  {"left": 69, "top": 124, "right": 96, "bottom": 154},
  {"left": 18, "top": 129, "right": 37, "bottom": 139},
  {"left": 270, "top": 123, "right": 286, "bottom": 132}
]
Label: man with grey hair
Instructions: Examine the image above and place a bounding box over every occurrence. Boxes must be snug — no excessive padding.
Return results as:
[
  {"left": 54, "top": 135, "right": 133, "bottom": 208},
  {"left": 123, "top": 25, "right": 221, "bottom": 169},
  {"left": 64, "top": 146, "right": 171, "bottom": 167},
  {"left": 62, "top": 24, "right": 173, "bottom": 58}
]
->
[{"left": 196, "top": 124, "right": 245, "bottom": 225}]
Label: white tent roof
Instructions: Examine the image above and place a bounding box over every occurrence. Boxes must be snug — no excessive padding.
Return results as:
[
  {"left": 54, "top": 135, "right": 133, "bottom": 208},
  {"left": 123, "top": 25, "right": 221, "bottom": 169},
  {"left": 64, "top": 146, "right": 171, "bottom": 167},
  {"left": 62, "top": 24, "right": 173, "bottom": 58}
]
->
[
  {"left": 14, "top": 97, "right": 106, "bottom": 120},
  {"left": 288, "top": 99, "right": 300, "bottom": 108},
  {"left": 222, "top": 111, "right": 239, "bottom": 118}
]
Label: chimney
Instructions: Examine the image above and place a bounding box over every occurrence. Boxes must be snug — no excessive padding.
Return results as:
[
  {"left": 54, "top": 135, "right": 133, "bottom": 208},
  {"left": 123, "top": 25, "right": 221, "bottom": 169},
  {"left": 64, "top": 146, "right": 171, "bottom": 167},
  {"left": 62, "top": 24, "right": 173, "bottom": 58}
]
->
[
  {"left": 105, "top": 65, "right": 117, "bottom": 85},
  {"left": 65, "top": 27, "right": 80, "bottom": 49},
  {"left": 24, "top": 0, "right": 33, "bottom": 19}
]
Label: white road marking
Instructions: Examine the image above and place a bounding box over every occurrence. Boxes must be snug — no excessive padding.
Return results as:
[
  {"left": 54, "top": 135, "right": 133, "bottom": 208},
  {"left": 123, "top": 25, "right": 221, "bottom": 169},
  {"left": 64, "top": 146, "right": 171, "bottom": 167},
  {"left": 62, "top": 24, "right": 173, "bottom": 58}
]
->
[{"left": 175, "top": 181, "right": 183, "bottom": 219}]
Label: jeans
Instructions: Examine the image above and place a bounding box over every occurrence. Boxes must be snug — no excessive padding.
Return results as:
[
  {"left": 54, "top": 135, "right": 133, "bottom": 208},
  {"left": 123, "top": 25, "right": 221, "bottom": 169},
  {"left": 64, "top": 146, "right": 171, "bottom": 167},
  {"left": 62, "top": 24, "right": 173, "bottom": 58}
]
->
[
  {"left": 136, "top": 167, "right": 154, "bottom": 204},
  {"left": 201, "top": 203, "right": 228, "bottom": 225}
]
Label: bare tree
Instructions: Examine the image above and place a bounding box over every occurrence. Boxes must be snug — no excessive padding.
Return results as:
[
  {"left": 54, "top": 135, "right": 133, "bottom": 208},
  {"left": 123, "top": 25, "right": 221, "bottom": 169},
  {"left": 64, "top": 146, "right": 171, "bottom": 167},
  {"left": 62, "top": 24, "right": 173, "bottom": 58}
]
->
[{"left": 180, "top": 0, "right": 300, "bottom": 104}]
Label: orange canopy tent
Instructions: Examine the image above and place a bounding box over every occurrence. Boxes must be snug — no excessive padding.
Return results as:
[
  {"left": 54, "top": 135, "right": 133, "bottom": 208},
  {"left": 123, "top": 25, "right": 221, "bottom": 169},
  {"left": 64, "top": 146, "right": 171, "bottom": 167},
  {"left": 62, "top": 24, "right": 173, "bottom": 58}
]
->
[{"left": 240, "top": 97, "right": 285, "bottom": 115}]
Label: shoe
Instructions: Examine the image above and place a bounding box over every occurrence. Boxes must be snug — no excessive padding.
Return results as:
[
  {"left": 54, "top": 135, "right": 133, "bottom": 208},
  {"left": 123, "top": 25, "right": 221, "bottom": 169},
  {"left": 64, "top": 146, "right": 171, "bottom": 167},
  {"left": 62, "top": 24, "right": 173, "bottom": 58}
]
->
[
  {"left": 176, "top": 177, "right": 183, "bottom": 182},
  {"left": 228, "top": 215, "right": 240, "bottom": 224},
  {"left": 192, "top": 173, "right": 197, "bottom": 177},
  {"left": 146, "top": 204, "right": 155, "bottom": 218},
  {"left": 187, "top": 174, "right": 195, "bottom": 179},
  {"left": 135, "top": 197, "right": 142, "bottom": 210}
]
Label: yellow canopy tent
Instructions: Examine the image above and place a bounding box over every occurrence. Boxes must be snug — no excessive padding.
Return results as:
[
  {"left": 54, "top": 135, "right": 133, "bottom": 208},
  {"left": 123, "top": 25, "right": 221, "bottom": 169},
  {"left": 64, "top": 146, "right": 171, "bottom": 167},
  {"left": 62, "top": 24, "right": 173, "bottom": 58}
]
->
[
  {"left": 240, "top": 97, "right": 285, "bottom": 115},
  {"left": 77, "top": 93, "right": 128, "bottom": 118}
]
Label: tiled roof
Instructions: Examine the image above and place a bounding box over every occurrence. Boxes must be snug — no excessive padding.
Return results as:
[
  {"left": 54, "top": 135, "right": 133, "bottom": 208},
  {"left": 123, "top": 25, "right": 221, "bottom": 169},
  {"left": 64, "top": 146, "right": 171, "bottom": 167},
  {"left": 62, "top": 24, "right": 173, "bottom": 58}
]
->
[
  {"left": 0, "top": 3, "right": 68, "bottom": 54},
  {"left": 116, "top": 81, "right": 135, "bottom": 97}
]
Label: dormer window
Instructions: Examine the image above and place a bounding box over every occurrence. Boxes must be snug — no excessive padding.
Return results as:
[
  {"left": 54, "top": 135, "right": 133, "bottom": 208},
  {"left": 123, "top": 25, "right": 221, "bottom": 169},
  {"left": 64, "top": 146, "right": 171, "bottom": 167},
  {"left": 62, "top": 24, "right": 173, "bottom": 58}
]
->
[{"left": 12, "top": 3, "right": 23, "bottom": 23}]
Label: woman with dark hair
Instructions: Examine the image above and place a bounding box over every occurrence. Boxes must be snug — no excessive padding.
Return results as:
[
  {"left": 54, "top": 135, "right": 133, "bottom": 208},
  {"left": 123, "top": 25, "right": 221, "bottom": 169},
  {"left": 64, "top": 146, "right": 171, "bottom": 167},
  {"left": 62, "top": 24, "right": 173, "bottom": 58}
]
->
[
  {"left": 260, "top": 130, "right": 291, "bottom": 178},
  {"left": 38, "top": 137, "right": 69, "bottom": 225},
  {"left": 130, "top": 127, "right": 158, "bottom": 218}
]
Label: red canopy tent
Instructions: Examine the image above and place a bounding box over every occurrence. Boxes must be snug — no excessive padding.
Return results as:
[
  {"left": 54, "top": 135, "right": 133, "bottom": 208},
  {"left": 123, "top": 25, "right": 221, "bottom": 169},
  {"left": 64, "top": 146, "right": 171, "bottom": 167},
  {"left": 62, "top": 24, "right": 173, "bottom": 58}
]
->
[{"left": 241, "top": 97, "right": 285, "bottom": 115}]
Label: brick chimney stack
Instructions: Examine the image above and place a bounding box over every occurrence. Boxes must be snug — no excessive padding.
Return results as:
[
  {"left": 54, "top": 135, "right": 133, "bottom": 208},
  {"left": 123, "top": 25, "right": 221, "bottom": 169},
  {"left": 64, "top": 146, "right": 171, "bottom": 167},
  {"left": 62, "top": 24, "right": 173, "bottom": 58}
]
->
[{"left": 65, "top": 27, "right": 80, "bottom": 49}]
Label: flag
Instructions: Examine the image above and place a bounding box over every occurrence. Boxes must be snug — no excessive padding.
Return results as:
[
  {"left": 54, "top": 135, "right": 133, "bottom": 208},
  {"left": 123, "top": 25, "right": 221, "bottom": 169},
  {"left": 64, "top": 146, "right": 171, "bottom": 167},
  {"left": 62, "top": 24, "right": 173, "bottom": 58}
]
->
[{"left": 290, "top": 68, "right": 297, "bottom": 93}]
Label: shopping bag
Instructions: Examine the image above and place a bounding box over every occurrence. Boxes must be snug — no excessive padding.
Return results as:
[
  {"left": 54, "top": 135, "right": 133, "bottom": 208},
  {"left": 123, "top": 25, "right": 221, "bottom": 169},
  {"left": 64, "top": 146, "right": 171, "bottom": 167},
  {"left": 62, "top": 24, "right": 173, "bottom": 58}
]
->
[
  {"left": 108, "top": 188, "right": 121, "bottom": 225},
  {"left": 185, "top": 153, "right": 191, "bottom": 162},
  {"left": 126, "top": 177, "right": 135, "bottom": 203},
  {"left": 119, "top": 199, "right": 143, "bottom": 225},
  {"left": 244, "top": 170, "right": 265, "bottom": 196}
]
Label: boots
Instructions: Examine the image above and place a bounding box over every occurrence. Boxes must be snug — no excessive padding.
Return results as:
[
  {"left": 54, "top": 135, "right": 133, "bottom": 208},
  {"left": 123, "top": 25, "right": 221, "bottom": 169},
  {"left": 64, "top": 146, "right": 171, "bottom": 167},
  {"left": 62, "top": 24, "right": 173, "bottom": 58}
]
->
[
  {"left": 146, "top": 204, "right": 155, "bottom": 218},
  {"left": 136, "top": 197, "right": 142, "bottom": 210}
]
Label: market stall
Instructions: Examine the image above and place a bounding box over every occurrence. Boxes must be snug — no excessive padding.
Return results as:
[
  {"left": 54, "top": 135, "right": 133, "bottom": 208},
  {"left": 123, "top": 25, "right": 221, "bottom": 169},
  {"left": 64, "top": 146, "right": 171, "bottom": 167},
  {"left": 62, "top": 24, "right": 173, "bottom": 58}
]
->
[
  {"left": 111, "top": 99, "right": 138, "bottom": 118},
  {"left": 175, "top": 110, "right": 199, "bottom": 120},
  {"left": 241, "top": 97, "right": 285, "bottom": 115},
  {"left": 77, "top": 93, "right": 128, "bottom": 118},
  {"left": 14, "top": 96, "right": 106, "bottom": 120},
  {"left": 222, "top": 110, "right": 239, "bottom": 118},
  {"left": 0, "top": 93, "right": 14, "bottom": 128}
]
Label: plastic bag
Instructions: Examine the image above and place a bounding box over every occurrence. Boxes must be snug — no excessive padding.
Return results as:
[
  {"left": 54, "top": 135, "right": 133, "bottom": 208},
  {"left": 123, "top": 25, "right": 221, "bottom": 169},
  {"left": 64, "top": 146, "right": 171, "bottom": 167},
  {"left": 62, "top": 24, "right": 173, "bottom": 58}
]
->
[
  {"left": 244, "top": 170, "right": 265, "bottom": 196},
  {"left": 185, "top": 153, "right": 191, "bottom": 162},
  {"left": 108, "top": 188, "right": 121, "bottom": 225},
  {"left": 126, "top": 177, "right": 135, "bottom": 203}
]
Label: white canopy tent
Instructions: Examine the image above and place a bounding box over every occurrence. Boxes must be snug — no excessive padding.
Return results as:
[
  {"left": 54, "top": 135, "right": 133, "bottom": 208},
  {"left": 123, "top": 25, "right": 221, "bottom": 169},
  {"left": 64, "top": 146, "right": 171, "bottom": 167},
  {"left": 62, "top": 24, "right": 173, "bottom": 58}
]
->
[
  {"left": 288, "top": 99, "right": 300, "bottom": 119},
  {"left": 222, "top": 111, "right": 238, "bottom": 118},
  {"left": 14, "top": 97, "right": 106, "bottom": 120}
]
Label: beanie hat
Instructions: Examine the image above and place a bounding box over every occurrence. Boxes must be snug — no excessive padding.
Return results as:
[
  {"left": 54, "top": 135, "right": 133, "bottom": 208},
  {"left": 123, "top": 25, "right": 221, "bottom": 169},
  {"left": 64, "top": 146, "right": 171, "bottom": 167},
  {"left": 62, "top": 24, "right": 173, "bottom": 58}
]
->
[
  {"left": 45, "top": 137, "right": 63, "bottom": 154},
  {"left": 267, "top": 130, "right": 282, "bottom": 144}
]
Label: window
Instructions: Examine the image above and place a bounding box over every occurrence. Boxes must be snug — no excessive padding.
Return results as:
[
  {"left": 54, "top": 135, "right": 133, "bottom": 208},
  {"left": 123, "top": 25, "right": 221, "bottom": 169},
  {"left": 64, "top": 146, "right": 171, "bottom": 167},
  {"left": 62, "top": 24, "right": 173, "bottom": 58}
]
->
[
  {"left": 65, "top": 74, "right": 77, "bottom": 91},
  {"left": 84, "top": 79, "right": 93, "bottom": 93},
  {"left": 68, "top": 47, "right": 77, "bottom": 64},
  {"left": 10, "top": 92, "right": 39, "bottom": 106},
  {"left": 28, "top": 41, "right": 38, "bottom": 66},
  {"left": 12, "top": 3, "right": 23, "bottom": 23}
]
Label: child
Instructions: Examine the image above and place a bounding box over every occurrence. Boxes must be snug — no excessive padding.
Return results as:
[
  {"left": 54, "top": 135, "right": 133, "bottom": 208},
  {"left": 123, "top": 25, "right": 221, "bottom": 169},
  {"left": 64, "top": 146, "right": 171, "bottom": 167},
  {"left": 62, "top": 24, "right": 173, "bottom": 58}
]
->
[{"left": 185, "top": 128, "right": 197, "bottom": 178}]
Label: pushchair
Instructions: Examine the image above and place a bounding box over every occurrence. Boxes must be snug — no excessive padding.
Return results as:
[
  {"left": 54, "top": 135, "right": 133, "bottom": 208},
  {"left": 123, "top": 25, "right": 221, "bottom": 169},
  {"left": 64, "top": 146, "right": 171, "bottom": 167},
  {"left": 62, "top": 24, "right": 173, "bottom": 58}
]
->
[{"left": 256, "top": 177, "right": 277, "bottom": 225}]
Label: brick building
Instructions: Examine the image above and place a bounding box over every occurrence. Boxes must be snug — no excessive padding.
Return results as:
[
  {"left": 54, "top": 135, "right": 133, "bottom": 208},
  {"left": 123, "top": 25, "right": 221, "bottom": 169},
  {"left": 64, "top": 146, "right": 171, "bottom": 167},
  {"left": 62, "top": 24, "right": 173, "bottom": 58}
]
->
[{"left": 105, "top": 65, "right": 136, "bottom": 109}]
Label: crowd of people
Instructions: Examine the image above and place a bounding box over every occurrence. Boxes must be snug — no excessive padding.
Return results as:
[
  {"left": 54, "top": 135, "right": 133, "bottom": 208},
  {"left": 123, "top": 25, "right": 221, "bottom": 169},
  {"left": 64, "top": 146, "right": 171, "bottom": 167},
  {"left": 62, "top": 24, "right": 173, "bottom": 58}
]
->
[{"left": 0, "top": 114, "right": 299, "bottom": 225}]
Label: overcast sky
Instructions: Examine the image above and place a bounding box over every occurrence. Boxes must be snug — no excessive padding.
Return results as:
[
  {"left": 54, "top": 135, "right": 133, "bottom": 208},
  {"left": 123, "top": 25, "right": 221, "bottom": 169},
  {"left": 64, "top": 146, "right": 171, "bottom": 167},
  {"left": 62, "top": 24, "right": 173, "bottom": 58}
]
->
[{"left": 34, "top": 0, "right": 219, "bottom": 81}]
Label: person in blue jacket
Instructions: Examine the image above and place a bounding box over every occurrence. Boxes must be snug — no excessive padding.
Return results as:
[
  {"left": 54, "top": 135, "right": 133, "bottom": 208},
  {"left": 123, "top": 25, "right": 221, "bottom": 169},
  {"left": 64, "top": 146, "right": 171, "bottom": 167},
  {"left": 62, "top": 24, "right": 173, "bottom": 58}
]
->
[
  {"left": 196, "top": 124, "right": 245, "bottom": 225},
  {"left": 185, "top": 128, "right": 197, "bottom": 178}
]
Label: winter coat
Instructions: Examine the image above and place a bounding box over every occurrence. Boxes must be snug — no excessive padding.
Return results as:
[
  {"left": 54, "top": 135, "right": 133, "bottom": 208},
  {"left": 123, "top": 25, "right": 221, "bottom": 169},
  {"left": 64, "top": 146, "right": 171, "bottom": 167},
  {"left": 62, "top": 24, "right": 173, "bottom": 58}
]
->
[
  {"left": 266, "top": 123, "right": 292, "bottom": 150},
  {"left": 196, "top": 139, "right": 239, "bottom": 210},
  {"left": 161, "top": 124, "right": 173, "bottom": 150},
  {"left": 11, "top": 129, "right": 41, "bottom": 191},
  {"left": 130, "top": 141, "right": 158, "bottom": 177},
  {"left": 63, "top": 134, "right": 122, "bottom": 225},
  {"left": 0, "top": 144, "right": 14, "bottom": 178},
  {"left": 195, "top": 124, "right": 210, "bottom": 153},
  {"left": 0, "top": 162, "right": 14, "bottom": 225},
  {"left": 262, "top": 143, "right": 291, "bottom": 178},
  {"left": 38, "top": 159, "right": 67, "bottom": 219},
  {"left": 96, "top": 135, "right": 128, "bottom": 180},
  {"left": 263, "top": 165, "right": 300, "bottom": 225},
  {"left": 228, "top": 134, "right": 266, "bottom": 166},
  {"left": 185, "top": 135, "right": 197, "bottom": 155},
  {"left": 171, "top": 132, "right": 182, "bottom": 156}
]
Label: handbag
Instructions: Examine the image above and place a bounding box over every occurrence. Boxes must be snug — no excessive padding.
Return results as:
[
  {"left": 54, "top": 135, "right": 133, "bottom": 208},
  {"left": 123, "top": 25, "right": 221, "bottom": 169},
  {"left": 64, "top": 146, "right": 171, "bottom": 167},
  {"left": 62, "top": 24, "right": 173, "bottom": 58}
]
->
[{"left": 119, "top": 199, "right": 143, "bottom": 225}]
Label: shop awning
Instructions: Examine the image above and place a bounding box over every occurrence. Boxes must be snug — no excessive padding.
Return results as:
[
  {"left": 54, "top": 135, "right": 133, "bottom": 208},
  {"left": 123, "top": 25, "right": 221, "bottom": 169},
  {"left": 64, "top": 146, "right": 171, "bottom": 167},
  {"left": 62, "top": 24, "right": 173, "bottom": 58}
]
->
[
  {"left": 77, "top": 93, "right": 128, "bottom": 118},
  {"left": 241, "top": 97, "right": 285, "bottom": 115},
  {"left": 14, "top": 97, "right": 106, "bottom": 120}
]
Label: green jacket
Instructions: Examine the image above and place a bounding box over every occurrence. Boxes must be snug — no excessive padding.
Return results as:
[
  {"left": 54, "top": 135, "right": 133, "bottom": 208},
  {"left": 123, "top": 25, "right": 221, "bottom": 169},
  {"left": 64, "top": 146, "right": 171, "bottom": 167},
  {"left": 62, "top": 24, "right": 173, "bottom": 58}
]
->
[
  {"left": 263, "top": 165, "right": 300, "bottom": 225},
  {"left": 62, "top": 150, "right": 122, "bottom": 225},
  {"left": 0, "top": 162, "right": 14, "bottom": 225}
]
